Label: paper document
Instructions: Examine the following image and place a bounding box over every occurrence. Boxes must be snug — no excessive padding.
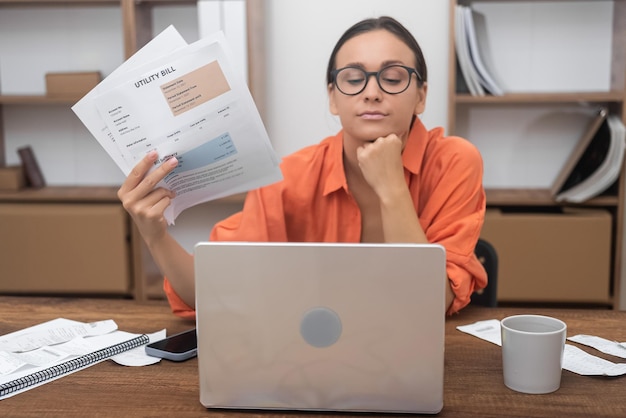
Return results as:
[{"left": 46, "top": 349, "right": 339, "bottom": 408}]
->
[
  {"left": 0, "top": 318, "right": 163, "bottom": 399},
  {"left": 0, "top": 319, "right": 117, "bottom": 353},
  {"left": 458, "top": 319, "right": 626, "bottom": 376},
  {"left": 72, "top": 26, "right": 188, "bottom": 177},
  {"left": 73, "top": 26, "right": 282, "bottom": 224}
]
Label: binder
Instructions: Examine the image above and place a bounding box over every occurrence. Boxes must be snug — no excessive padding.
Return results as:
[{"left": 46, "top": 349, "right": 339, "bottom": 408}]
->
[
  {"left": 550, "top": 108, "right": 626, "bottom": 203},
  {"left": 556, "top": 115, "right": 626, "bottom": 203},
  {"left": 454, "top": 5, "right": 484, "bottom": 96},
  {"left": 462, "top": 6, "right": 503, "bottom": 96},
  {"left": 17, "top": 146, "right": 46, "bottom": 189},
  {"left": 550, "top": 108, "right": 608, "bottom": 197}
]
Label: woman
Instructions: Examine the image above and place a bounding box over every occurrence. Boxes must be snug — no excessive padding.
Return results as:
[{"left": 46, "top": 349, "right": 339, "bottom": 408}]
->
[{"left": 118, "top": 16, "right": 487, "bottom": 318}]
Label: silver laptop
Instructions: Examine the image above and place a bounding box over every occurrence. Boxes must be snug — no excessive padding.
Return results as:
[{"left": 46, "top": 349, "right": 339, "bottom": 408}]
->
[{"left": 194, "top": 242, "right": 446, "bottom": 414}]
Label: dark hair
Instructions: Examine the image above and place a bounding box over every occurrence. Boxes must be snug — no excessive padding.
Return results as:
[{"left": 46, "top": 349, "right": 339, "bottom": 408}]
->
[{"left": 326, "top": 16, "right": 427, "bottom": 87}]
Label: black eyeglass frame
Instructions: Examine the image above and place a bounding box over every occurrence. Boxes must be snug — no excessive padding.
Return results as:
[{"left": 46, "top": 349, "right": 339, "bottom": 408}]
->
[{"left": 330, "top": 64, "right": 422, "bottom": 96}]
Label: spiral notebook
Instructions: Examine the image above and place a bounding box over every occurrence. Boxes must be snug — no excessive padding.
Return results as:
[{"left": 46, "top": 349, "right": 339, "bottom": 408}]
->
[{"left": 0, "top": 318, "right": 150, "bottom": 399}]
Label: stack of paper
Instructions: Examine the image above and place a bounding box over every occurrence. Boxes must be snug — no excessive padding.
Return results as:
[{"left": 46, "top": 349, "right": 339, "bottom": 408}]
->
[
  {"left": 454, "top": 5, "right": 504, "bottom": 96},
  {"left": 72, "top": 26, "right": 283, "bottom": 224}
]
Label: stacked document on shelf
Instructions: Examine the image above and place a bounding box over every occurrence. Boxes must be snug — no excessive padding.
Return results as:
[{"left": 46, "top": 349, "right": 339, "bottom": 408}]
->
[
  {"left": 551, "top": 108, "right": 626, "bottom": 203},
  {"left": 454, "top": 5, "right": 503, "bottom": 96},
  {"left": 0, "top": 318, "right": 164, "bottom": 399},
  {"left": 72, "top": 25, "right": 282, "bottom": 225}
]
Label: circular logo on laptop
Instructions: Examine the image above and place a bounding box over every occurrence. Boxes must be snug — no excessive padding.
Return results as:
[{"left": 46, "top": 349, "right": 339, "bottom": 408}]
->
[{"left": 300, "top": 307, "right": 342, "bottom": 348}]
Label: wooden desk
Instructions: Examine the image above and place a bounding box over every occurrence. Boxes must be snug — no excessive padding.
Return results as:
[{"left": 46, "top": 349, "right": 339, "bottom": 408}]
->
[{"left": 1, "top": 296, "right": 624, "bottom": 417}]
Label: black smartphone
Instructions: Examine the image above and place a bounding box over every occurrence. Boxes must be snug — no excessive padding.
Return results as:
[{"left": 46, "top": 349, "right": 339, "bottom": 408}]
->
[{"left": 145, "top": 328, "right": 197, "bottom": 361}]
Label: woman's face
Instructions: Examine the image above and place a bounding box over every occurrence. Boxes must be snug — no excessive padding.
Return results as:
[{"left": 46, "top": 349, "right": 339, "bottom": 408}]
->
[{"left": 328, "top": 29, "right": 427, "bottom": 145}]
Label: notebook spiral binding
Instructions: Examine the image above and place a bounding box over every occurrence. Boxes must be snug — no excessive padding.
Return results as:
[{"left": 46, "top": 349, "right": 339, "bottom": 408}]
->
[{"left": 0, "top": 334, "right": 150, "bottom": 397}]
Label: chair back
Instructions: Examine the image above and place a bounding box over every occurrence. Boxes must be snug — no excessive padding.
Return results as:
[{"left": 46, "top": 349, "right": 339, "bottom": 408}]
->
[{"left": 471, "top": 238, "right": 498, "bottom": 307}]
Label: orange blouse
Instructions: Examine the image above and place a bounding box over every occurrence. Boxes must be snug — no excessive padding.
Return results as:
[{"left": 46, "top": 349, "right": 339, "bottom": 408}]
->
[{"left": 164, "top": 119, "right": 487, "bottom": 318}]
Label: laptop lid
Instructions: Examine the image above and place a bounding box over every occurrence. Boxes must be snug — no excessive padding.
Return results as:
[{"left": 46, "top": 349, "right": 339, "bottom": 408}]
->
[{"left": 194, "top": 242, "right": 446, "bottom": 414}]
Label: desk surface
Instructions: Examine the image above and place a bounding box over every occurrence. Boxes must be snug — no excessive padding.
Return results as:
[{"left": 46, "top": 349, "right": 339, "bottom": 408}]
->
[{"left": 1, "top": 296, "right": 624, "bottom": 418}]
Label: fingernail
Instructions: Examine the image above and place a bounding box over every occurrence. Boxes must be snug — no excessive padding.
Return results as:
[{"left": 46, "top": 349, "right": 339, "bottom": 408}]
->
[
  {"left": 147, "top": 150, "right": 158, "bottom": 160},
  {"left": 168, "top": 157, "right": 178, "bottom": 167}
]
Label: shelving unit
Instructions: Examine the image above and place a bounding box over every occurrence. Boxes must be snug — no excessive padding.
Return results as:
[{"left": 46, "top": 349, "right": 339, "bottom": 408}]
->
[
  {"left": 0, "top": 0, "right": 261, "bottom": 300},
  {"left": 449, "top": 0, "right": 626, "bottom": 309}
]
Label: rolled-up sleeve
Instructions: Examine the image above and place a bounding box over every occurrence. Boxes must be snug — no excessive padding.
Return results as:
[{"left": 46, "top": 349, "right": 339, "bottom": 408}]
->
[{"left": 418, "top": 135, "right": 487, "bottom": 315}]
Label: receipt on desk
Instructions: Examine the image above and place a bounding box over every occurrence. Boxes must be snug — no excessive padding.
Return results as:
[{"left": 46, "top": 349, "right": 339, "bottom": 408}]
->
[
  {"left": 110, "top": 329, "right": 166, "bottom": 367},
  {"left": 0, "top": 319, "right": 118, "bottom": 353},
  {"left": 568, "top": 335, "right": 626, "bottom": 359},
  {"left": 458, "top": 319, "right": 626, "bottom": 376},
  {"left": 456, "top": 319, "right": 502, "bottom": 345},
  {"left": 563, "top": 344, "right": 626, "bottom": 376}
]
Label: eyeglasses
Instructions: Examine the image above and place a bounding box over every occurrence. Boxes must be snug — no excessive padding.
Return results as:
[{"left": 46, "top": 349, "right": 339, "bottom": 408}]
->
[{"left": 331, "top": 65, "right": 421, "bottom": 96}]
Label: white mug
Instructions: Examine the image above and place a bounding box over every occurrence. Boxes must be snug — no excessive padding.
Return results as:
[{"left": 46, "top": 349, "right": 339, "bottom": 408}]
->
[{"left": 500, "top": 315, "right": 567, "bottom": 394}]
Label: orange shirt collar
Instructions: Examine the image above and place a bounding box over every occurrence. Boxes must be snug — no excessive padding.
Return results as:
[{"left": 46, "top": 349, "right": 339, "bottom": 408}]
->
[
  {"left": 322, "top": 131, "right": 347, "bottom": 196},
  {"left": 402, "top": 118, "right": 429, "bottom": 175},
  {"left": 322, "top": 118, "right": 429, "bottom": 196}
]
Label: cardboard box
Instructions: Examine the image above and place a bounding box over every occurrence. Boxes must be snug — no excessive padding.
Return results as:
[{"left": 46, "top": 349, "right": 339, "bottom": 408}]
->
[
  {"left": 0, "top": 166, "right": 26, "bottom": 190},
  {"left": 45, "top": 71, "right": 101, "bottom": 97},
  {"left": 480, "top": 208, "right": 612, "bottom": 304},
  {"left": 0, "top": 203, "right": 131, "bottom": 295}
]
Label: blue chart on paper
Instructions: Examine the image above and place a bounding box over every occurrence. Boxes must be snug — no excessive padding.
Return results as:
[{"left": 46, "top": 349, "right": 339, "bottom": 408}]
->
[{"left": 169, "top": 133, "right": 237, "bottom": 175}]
